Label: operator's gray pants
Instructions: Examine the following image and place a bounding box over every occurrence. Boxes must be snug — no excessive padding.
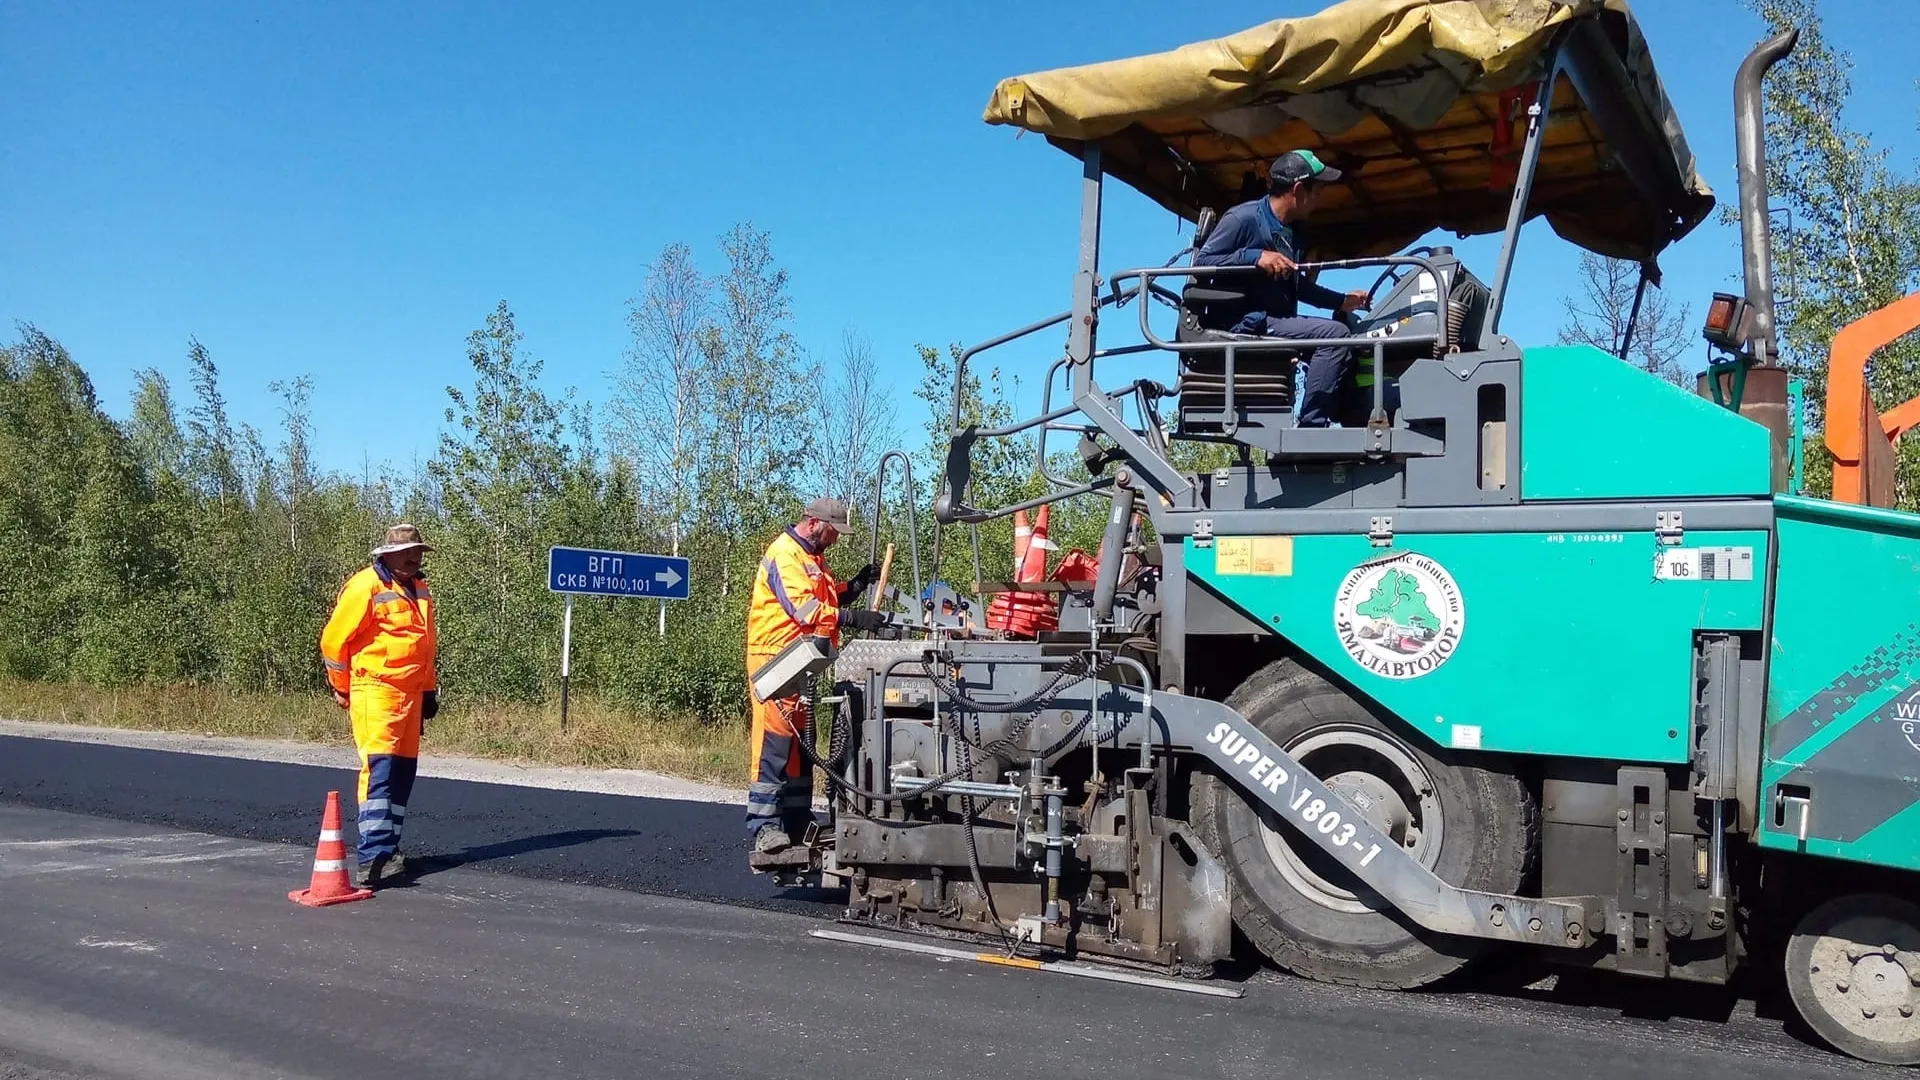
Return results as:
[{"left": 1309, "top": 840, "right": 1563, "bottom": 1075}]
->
[{"left": 1235, "top": 315, "right": 1398, "bottom": 427}]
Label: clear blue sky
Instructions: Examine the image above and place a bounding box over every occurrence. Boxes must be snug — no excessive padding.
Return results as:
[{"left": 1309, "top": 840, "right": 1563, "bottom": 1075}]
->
[{"left": 4, "top": 1, "right": 1916, "bottom": 477}]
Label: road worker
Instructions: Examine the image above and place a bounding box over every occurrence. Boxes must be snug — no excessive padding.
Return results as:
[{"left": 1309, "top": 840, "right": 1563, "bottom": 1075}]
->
[
  {"left": 320, "top": 524, "right": 439, "bottom": 889},
  {"left": 745, "top": 497, "right": 882, "bottom": 855}
]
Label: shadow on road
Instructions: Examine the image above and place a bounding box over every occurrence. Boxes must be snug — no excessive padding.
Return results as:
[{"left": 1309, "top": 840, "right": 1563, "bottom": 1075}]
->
[{"left": 398, "top": 828, "right": 644, "bottom": 879}]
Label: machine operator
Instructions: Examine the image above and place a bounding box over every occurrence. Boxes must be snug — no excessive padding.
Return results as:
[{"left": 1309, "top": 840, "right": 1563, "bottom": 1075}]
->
[{"left": 1192, "top": 149, "right": 1373, "bottom": 427}]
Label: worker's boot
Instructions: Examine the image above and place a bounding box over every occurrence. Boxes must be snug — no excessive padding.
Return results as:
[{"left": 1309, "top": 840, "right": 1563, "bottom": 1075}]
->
[
  {"left": 752, "top": 826, "right": 792, "bottom": 856},
  {"left": 355, "top": 854, "right": 390, "bottom": 890}
]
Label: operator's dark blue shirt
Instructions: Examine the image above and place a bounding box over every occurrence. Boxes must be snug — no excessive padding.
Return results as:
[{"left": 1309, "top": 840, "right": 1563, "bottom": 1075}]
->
[{"left": 1192, "top": 196, "right": 1346, "bottom": 321}]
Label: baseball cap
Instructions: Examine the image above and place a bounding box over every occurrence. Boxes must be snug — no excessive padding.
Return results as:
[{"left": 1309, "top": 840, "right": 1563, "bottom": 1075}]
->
[
  {"left": 1269, "top": 148, "right": 1343, "bottom": 188},
  {"left": 803, "top": 497, "right": 852, "bottom": 528}
]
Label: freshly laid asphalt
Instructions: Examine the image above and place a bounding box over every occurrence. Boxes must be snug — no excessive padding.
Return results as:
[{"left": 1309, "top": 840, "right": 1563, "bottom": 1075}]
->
[
  {"left": 0, "top": 732, "right": 842, "bottom": 916},
  {"left": 0, "top": 733, "right": 1907, "bottom": 1079}
]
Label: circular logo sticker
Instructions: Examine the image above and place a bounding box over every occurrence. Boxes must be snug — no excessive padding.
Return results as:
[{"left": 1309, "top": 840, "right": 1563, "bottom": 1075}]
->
[
  {"left": 1894, "top": 688, "right": 1920, "bottom": 754},
  {"left": 1333, "top": 552, "right": 1465, "bottom": 680}
]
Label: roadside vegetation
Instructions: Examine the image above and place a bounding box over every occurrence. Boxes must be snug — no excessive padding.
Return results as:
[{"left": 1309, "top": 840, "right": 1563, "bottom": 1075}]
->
[{"left": 0, "top": 678, "right": 746, "bottom": 786}]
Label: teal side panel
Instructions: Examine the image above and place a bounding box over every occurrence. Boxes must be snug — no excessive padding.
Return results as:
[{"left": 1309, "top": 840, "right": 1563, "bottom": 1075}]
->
[
  {"left": 1758, "top": 495, "right": 1920, "bottom": 871},
  {"left": 1520, "top": 344, "right": 1774, "bottom": 500},
  {"left": 1188, "top": 528, "right": 1769, "bottom": 763}
]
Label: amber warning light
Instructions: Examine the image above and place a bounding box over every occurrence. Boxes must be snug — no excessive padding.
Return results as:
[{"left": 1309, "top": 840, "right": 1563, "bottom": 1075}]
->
[{"left": 1702, "top": 292, "right": 1752, "bottom": 352}]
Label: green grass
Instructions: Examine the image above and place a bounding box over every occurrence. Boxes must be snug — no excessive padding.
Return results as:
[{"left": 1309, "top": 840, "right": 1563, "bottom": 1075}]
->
[{"left": 0, "top": 679, "right": 749, "bottom": 788}]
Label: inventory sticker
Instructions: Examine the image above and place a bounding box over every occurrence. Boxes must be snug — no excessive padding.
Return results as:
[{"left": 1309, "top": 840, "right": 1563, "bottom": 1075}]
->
[
  {"left": 1334, "top": 552, "right": 1465, "bottom": 680},
  {"left": 1654, "top": 546, "right": 1755, "bottom": 581},
  {"left": 1215, "top": 536, "right": 1294, "bottom": 576}
]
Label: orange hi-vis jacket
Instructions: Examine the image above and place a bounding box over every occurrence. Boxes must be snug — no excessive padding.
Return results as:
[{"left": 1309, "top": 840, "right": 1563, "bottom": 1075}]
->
[
  {"left": 321, "top": 564, "right": 439, "bottom": 694},
  {"left": 746, "top": 527, "right": 842, "bottom": 657}
]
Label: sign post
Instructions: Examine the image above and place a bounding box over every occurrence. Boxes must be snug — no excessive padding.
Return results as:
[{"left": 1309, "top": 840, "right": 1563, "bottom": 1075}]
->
[
  {"left": 547, "top": 545, "right": 692, "bottom": 729},
  {"left": 560, "top": 594, "right": 575, "bottom": 726}
]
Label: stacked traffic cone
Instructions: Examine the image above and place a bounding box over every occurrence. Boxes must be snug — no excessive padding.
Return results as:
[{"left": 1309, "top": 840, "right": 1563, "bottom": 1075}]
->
[
  {"left": 288, "top": 790, "right": 373, "bottom": 907},
  {"left": 986, "top": 509, "right": 1030, "bottom": 632},
  {"left": 992, "top": 504, "right": 1061, "bottom": 638}
]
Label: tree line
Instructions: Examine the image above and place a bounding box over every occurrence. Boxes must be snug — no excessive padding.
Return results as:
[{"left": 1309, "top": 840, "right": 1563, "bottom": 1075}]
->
[{"left": 0, "top": 222, "right": 1128, "bottom": 723}]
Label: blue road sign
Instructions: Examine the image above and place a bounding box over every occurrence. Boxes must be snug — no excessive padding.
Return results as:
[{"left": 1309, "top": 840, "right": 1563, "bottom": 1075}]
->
[{"left": 548, "top": 546, "right": 690, "bottom": 600}]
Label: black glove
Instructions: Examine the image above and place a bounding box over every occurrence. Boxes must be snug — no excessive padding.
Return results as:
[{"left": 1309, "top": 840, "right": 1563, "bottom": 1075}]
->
[
  {"left": 421, "top": 690, "right": 439, "bottom": 723},
  {"left": 838, "top": 563, "right": 880, "bottom": 606},
  {"left": 841, "top": 608, "right": 886, "bottom": 632}
]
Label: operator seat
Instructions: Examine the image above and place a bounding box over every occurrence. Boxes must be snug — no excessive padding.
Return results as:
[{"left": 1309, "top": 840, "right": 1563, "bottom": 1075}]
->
[{"left": 1174, "top": 207, "right": 1303, "bottom": 437}]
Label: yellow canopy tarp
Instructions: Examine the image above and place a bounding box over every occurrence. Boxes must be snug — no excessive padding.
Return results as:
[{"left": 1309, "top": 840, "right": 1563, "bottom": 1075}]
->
[{"left": 982, "top": 0, "right": 1714, "bottom": 261}]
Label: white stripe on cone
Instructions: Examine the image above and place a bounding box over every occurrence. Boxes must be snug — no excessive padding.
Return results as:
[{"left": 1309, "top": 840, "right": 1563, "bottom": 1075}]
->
[
  {"left": 319, "top": 830, "right": 342, "bottom": 842},
  {"left": 312, "top": 859, "right": 346, "bottom": 872}
]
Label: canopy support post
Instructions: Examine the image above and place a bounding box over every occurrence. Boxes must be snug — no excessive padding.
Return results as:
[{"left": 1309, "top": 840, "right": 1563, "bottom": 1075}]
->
[
  {"left": 1487, "top": 59, "right": 1562, "bottom": 338},
  {"left": 1070, "top": 144, "right": 1103, "bottom": 397}
]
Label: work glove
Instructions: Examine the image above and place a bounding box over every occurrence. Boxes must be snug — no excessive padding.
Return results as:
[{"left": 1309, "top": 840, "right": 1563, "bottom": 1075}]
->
[
  {"left": 422, "top": 690, "right": 439, "bottom": 724},
  {"left": 840, "top": 608, "right": 886, "bottom": 632},
  {"left": 838, "top": 563, "right": 880, "bottom": 606}
]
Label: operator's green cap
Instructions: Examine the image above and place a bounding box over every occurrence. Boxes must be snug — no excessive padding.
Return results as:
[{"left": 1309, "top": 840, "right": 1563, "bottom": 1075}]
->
[{"left": 1270, "top": 149, "right": 1342, "bottom": 187}]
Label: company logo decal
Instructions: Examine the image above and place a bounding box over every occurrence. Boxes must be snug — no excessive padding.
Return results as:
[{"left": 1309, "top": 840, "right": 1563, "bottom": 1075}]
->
[{"left": 1334, "top": 552, "right": 1465, "bottom": 680}]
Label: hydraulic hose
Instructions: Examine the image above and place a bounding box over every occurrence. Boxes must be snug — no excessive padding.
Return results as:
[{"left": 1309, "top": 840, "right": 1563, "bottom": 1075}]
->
[
  {"left": 792, "top": 679, "right": 1046, "bottom": 805},
  {"left": 916, "top": 653, "right": 1093, "bottom": 715}
]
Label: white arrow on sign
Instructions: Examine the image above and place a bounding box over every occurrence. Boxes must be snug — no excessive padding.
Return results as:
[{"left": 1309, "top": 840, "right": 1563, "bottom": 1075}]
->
[{"left": 655, "top": 565, "right": 684, "bottom": 589}]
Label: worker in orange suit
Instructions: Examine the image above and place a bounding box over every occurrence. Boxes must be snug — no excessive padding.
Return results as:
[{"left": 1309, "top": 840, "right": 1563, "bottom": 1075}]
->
[
  {"left": 320, "top": 524, "right": 439, "bottom": 889},
  {"left": 745, "top": 497, "right": 881, "bottom": 855}
]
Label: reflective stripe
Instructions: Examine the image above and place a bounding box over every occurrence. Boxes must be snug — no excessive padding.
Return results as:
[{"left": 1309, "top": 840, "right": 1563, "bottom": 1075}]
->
[
  {"left": 389, "top": 804, "right": 406, "bottom": 819},
  {"left": 323, "top": 658, "right": 347, "bottom": 672},
  {"left": 795, "top": 597, "right": 821, "bottom": 623},
  {"left": 360, "top": 818, "right": 393, "bottom": 833},
  {"left": 313, "top": 859, "right": 345, "bottom": 872},
  {"left": 371, "top": 590, "right": 403, "bottom": 605},
  {"left": 360, "top": 799, "right": 390, "bottom": 812},
  {"left": 763, "top": 560, "right": 801, "bottom": 622},
  {"left": 319, "top": 829, "right": 342, "bottom": 842}
]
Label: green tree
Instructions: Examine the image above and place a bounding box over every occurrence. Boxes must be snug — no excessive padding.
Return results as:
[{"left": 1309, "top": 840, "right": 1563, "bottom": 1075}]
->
[
  {"left": 701, "top": 224, "right": 811, "bottom": 596},
  {"left": 429, "top": 300, "right": 574, "bottom": 700},
  {"left": 1742, "top": 0, "right": 1920, "bottom": 503}
]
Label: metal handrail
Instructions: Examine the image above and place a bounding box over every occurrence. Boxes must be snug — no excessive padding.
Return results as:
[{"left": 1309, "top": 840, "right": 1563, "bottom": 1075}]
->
[
  {"left": 1111, "top": 256, "right": 1448, "bottom": 435},
  {"left": 868, "top": 450, "right": 923, "bottom": 610},
  {"left": 1106, "top": 255, "right": 1452, "bottom": 354},
  {"left": 935, "top": 254, "right": 1451, "bottom": 526}
]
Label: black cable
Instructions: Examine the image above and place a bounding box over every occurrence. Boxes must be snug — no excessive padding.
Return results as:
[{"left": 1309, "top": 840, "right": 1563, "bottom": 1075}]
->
[
  {"left": 916, "top": 654, "right": 1092, "bottom": 715},
  {"left": 953, "top": 733, "right": 1018, "bottom": 951},
  {"left": 792, "top": 681, "right": 1042, "bottom": 805}
]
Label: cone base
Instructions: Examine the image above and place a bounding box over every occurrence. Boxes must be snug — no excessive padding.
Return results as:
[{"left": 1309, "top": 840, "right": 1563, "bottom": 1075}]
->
[{"left": 288, "top": 886, "right": 374, "bottom": 907}]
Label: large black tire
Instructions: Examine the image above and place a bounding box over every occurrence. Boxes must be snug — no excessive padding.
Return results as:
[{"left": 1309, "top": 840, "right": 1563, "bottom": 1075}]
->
[
  {"left": 1784, "top": 893, "right": 1920, "bottom": 1065},
  {"left": 1189, "top": 658, "right": 1538, "bottom": 988}
]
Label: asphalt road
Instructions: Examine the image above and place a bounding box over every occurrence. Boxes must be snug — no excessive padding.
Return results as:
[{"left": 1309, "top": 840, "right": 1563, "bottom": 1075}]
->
[
  {"left": 0, "top": 733, "right": 841, "bottom": 916},
  {"left": 0, "top": 734, "right": 1907, "bottom": 1079}
]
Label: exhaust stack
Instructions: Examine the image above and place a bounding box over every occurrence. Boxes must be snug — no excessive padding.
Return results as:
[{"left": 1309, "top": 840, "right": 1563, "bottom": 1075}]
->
[{"left": 1733, "top": 27, "right": 1799, "bottom": 367}]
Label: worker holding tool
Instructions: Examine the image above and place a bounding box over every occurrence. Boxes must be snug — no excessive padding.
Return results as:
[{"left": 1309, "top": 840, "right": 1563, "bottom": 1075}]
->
[
  {"left": 744, "top": 497, "right": 882, "bottom": 855},
  {"left": 320, "top": 524, "right": 439, "bottom": 889},
  {"left": 1192, "top": 148, "right": 1373, "bottom": 427}
]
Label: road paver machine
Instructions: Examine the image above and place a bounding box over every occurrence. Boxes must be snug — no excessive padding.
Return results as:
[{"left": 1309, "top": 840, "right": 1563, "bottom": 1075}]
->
[{"left": 752, "top": 0, "right": 1920, "bottom": 1064}]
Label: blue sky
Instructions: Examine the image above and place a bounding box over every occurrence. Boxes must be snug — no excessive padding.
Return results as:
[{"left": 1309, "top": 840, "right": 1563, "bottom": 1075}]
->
[{"left": 4, "top": 1, "right": 1917, "bottom": 477}]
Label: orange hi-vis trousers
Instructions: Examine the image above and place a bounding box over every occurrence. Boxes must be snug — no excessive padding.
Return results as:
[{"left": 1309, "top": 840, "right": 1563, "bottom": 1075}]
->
[
  {"left": 746, "top": 649, "right": 814, "bottom": 839},
  {"left": 351, "top": 679, "right": 421, "bottom": 865}
]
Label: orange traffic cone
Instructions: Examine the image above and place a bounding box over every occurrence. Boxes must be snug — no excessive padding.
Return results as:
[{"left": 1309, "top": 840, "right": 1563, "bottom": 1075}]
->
[{"left": 288, "top": 790, "right": 373, "bottom": 907}]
